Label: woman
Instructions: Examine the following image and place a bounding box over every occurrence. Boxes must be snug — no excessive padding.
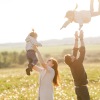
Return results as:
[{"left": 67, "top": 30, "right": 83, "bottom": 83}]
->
[{"left": 32, "top": 46, "right": 59, "bottom": 100}]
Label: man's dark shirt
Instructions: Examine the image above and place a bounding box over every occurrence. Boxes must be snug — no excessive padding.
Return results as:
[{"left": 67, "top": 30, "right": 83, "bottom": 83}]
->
[{"left": 69, "top": 46, "right": 88, "bottom": 86}]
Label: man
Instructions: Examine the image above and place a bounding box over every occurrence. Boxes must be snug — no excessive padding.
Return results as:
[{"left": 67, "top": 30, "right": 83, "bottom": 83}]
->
[{"left": 64, "top": 30, "right": 90, "bottom": 100}]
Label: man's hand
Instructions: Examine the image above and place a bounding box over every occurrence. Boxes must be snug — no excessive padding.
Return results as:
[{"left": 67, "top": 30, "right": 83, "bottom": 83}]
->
[
  {"left": 73, "top": 31, "right": 78, "bottom": 51},
  {"left": 75, "top": 31, "right": 79, "bottom": 40},
  {"left": 79, "top": 30, "right": 84, "bottom": 40}
]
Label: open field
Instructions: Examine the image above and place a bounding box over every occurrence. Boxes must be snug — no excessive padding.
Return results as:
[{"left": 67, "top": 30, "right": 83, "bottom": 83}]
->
[
  {"left": 0, "top": 44, "right": 100, "bottom": 59},
  {"left": 0, "top": 44, "right": 100, "bottom": 53},
  {"left": 0, "top": 44, "right": 100, "bottom": 99},
  {"left": 0, "top": 44, "right": 100, "bottom": 68},
  {"left": 0, "top": 63, "right": 100, "bottom": 100}
]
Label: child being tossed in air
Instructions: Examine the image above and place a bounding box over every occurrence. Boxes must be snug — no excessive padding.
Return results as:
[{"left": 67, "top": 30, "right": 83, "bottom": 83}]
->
[
  {"left": 60, "top": 0, "right": 100, "bottom": 30},
  {"left": 25, "top": 29, "right": 42, "bottom": 75}
]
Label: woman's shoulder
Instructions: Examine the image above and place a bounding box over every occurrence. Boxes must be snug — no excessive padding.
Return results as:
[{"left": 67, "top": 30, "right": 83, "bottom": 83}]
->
[
  {"left": 40, "top": 66, "right": 54, "bottom": 72},
  {"left": 47, "top": 66, "right": 54, "bottom": 73}
]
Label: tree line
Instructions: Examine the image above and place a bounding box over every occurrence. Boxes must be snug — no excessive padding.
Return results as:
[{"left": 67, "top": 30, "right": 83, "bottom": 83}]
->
[
  {"left": 0, "top": 49, "right": 99, "bottom": 68},
  {"left": 0, "top": 51, "right": 27, "bottom": 68}
]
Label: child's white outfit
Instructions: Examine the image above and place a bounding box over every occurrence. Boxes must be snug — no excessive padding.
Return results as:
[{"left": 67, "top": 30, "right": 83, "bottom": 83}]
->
[
  {"left": 25, "top": 34, "right": 42, "bottom": 74},
  {"left": 74, "top": 10, "right": 91, "bottom": 26},
  {"left": 61, "top": 0, "right": 100, "bottom": 30},
  {"left": 25, "top": 35, "right": 42, "bottom": 51}
]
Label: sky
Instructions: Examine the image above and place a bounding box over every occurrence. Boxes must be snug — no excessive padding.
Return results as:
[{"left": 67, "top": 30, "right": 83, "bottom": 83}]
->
[{"left": 0, "top": 0, "right": 100, "bottom": 43}]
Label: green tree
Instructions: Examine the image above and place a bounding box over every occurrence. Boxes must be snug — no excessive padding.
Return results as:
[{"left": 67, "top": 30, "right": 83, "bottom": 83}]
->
[{"left": 18, "top": 51, "right": 27, "bottom": 64}]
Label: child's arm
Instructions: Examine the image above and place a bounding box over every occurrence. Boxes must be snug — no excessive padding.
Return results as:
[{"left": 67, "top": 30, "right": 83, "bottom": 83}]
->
[
  {"left": 35, "top": 42, "right": 42, "bottom": 47},
  {"left": 31, "top": 38, "right": 42, "bottom": 46},
  {"left": 60, "top": 20, "right": 71, "bottom": 30}
]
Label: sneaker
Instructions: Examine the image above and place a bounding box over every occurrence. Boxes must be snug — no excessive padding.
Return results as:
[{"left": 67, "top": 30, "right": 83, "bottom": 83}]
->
[{"left": 26, "top": 68, "right": 31, "bottom": 75}]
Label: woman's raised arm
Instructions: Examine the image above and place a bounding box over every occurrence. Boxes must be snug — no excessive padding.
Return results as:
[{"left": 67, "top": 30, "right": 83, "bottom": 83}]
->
[{"left": 34, "top": 46, "right": 47, "bottom": 70}]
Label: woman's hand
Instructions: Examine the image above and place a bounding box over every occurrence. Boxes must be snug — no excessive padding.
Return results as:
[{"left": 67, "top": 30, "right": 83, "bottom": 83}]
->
[{"left": 33, "top": 45, "right": 38, "bottom": 52}]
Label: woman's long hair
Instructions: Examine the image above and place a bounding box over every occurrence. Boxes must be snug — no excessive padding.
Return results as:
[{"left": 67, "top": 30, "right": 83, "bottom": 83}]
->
[{"left": 51, "top": 58, "right": 60, "bottom": 86}]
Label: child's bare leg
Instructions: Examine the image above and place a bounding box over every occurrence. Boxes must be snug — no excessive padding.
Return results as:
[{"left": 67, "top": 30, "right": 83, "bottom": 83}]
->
[
  {"left": 90, "top": 0, "right": 94, "bottom": 14},
  {"left": 91, "top": 0, "right": 100, "bottom": 17}
]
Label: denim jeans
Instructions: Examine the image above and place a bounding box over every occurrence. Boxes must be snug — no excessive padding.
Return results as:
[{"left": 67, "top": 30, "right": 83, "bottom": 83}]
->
[
  {"left": 75, "top": 86, "right": 90, "bottom": 100},
  {"left": 26, "top": 50, "right": 38, "bottom": 67}
]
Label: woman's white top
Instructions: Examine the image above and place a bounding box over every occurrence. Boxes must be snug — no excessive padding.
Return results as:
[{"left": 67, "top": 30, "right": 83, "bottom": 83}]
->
[
  {"left": 36, "top": 66, "right": 55, "bottom": 100},
  {"left": 74, "top": 10, "right": 91, "bottom": 25}
]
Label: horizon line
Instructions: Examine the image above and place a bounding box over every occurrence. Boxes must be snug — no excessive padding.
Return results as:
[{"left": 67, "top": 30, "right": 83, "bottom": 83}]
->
[{"left": 0, "top": 36, "right": 100, "bottom": 44}]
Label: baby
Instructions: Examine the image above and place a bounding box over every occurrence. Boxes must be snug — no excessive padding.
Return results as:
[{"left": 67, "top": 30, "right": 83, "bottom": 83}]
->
[
  {"left": 60, "top": 0, "right": 100, "bottom": 30},
  {"left": 25, "top": 29, "right": 42, "bottom": 75}
]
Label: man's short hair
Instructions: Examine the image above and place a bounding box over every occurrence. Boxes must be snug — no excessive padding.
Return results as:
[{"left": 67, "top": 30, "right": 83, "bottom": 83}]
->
[{"left": 64, "top": 54, "right": 72, "bottom": 65}]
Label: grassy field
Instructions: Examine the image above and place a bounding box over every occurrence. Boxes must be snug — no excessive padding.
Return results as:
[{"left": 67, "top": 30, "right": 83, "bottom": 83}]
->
[
  {"left": 0, "top": 44, "right": 100, "bottom": 99},
  {"left": 0, "top": 63, "right": 100, "bottom": 100},
  {"left": 0, "top": 44, "right": 100, "bottom": 52},
  {"left": 0, "top": 44, "right": 100, "bottom": 62}
]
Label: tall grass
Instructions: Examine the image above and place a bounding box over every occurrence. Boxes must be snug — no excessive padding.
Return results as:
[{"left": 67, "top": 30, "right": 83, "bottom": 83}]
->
[
  {"left": 0, "top": 63, "right": 100, "bottom": 100},
  {"left": 0, "top": 44, "right": 100, "bottom": 99}
]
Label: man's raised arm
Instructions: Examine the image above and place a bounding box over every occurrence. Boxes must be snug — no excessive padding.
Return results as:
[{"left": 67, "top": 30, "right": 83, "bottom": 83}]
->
[
  {"left": 73, "top": 31, "right": 79, "bottom": 58},
  {"left": 78, "top": 30, "right": 85, "bottom": 63}
]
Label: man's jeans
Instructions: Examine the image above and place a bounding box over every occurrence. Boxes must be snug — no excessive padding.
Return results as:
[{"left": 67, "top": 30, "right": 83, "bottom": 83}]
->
[{"left": 75, "top": 86, "right": 90, "bottom": 100}]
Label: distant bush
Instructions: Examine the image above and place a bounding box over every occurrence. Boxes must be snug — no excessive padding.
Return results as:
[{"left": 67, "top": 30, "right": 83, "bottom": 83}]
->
[
  {"left": 62, "top": 49, "right": 72, "bottom": 56},
  {"left": 0, "top": 48, "right": 100, "bottom": 68},
  {"left": 44, "top": 54, "right": 51, "bottom": 58},
  {"left": 57, "top": 58, "right": 64, "bottom": 63},
  {"left": 18, "top": 51, "right": 27, "bottom": 64},
  {"left": 85, "top": 52, "right": 100, "bottom": 63},
  {"left": 0, "top": 51, "right": 27, "bottom": 68}
]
